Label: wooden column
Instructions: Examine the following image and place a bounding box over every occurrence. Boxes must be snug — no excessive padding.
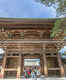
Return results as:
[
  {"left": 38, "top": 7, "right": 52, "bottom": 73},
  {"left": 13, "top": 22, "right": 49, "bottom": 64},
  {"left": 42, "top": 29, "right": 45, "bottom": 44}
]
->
[
  {"left": 40, "top": 54, "right": 44, "bottom": 75},
  {"left": 57, "top": 42, "right": 64, "bottom": 77},
  {"left": 17, "top": 53, "right": 21, "bottom": 78},
  {"left": 17, "top": 44, "right": 21, "bottom": 78},
  {"left": 40, "top": 31, "right": 44, "bottom": 39},
  {"left": 1, "top": 47, "right": 7, "bottom": 78},
  {"left": 43, "top": 53, "right": 48, "bottom": 77},
  {"left": 57, "top": 53, "right": 64, "bottom": 77},
  {"left": 43, "top": 44, "right": 48, "bottom": 77},
  {"left": 21, "top": 54, "right": 24, "bottom": 75}
]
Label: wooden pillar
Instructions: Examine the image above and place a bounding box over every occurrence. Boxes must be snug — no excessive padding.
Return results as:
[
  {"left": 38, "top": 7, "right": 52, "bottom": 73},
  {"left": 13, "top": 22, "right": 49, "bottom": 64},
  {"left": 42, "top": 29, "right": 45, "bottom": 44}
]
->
[
  {"left": 40, "top": 55, "right": 44, "bottom": 75},
  {"left": 21, "top": 54, "right": 24, "bottom": 75},
  {"left": 43, "top": 44, "right": 48, "bottom": 77},
  {"left": 57, "top": 42, "right": 64, "bottom": 77},
  {"left": 1, "top": 47, "right": 7, "bottom": 78},
  {"left": 57, "top": 53, "right": 64, "bottom": 77},
  {"left": 43, "top": 53, "right": 48, "bottom": 77},
  {"left": 17, "top": 53, "right": 21, "bottom": 78},
  {"left": 40, "top": 31, "right": 44, "bottom": 39}
]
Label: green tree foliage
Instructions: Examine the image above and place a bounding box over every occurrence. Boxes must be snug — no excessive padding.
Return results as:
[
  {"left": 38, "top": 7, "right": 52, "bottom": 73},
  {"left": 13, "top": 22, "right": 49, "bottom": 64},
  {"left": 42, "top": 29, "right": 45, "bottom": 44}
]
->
[
  {"left": 50, "top": 19, "right": 61, "bottom": 38},
  {"left": 50, "top": 18, "right": 65, "bottom": 38},
  {"left": 38, "top": 0, "right": 66, "bottom": 17}
]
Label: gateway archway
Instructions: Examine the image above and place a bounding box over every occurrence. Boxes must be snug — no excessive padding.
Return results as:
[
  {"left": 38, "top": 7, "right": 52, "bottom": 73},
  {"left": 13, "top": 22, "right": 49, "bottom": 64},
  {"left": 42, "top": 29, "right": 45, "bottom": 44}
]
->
[{"left": 21, "top": 54, "right": 44, "bottom": 78}]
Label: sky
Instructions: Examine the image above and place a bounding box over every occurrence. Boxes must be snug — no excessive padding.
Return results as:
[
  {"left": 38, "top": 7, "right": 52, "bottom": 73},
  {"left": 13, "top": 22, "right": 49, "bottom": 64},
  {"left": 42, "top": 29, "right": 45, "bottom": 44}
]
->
[{"left": 0, "top": 0, "right": 56, "bottom": 18}]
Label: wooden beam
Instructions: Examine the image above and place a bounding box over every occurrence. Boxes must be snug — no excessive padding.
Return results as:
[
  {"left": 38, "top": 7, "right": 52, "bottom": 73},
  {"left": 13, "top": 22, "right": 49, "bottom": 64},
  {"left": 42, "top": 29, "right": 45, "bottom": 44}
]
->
[
  {"left": 5, "top": 68, "right": 17, "bottom": 71},
  {"left": 48, "top": 68, "right": 60, "bottom": 71},
  {"left": 0, "top": 40, "right": 64, "bottom": 44},
  {"left": 7, "top": 56, "right": 19, "bottom": 58}
]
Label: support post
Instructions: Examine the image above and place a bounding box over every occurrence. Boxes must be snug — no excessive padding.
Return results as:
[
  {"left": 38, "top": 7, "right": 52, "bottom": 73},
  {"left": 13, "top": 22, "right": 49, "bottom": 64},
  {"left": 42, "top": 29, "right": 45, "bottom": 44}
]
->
[
  {"left": 57, "top": 53, "right": 64, "bottom": 77},
  {"left": 1, "top": 47, "right": 7, "bottom": 78},
  {"left": 43, "top": 44, "right": 48, "bottom": 77},
  {"left": 57, "top": 42, "right": 65, "bottom": 77},
  {"left": 40, "top": 31, "right": 44, "bottom": 39},
  {"left": 43, "top": 53, "right": 48, "bottom": 77},
  {"left": 17, "top": 53, "right": 21, "bottom": 78}
]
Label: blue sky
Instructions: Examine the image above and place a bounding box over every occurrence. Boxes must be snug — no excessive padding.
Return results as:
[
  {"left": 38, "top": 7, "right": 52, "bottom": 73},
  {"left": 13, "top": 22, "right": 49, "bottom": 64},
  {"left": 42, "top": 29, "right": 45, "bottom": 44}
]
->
[{"left": 0, "top": 0, "right": 56, "bottom": 18}]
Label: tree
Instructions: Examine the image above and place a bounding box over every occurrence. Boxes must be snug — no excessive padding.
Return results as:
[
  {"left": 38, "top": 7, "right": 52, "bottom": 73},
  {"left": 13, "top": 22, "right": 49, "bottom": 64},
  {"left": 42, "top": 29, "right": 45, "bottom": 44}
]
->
[
  {"left": 50, "top": 18, "right": 66, "bottom": 39},
  {"left": 38, "top": 0, "right": 66, "bottom": 17}
]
